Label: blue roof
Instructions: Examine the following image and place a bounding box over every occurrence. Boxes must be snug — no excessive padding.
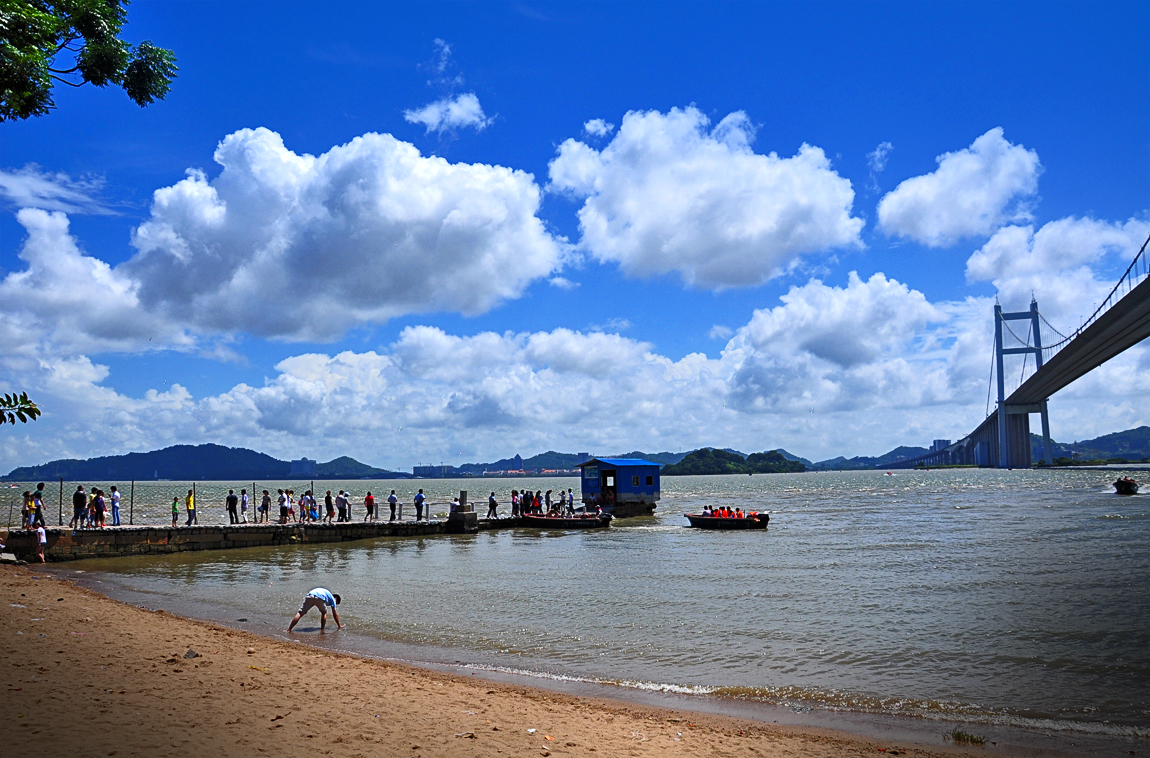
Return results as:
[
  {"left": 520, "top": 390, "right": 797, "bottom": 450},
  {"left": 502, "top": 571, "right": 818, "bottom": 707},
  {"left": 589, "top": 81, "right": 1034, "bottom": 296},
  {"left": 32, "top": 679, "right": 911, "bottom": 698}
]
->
[{"left": 577, "top": 457, "right": 662, "bottom": 468}]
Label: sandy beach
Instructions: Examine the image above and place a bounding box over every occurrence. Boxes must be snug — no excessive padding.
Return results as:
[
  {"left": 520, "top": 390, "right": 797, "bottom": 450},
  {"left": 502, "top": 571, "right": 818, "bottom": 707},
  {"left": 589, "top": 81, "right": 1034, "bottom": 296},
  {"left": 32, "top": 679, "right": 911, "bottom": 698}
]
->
[{"left": 0, "top": 564, "right": 1014, "bottom": 758}]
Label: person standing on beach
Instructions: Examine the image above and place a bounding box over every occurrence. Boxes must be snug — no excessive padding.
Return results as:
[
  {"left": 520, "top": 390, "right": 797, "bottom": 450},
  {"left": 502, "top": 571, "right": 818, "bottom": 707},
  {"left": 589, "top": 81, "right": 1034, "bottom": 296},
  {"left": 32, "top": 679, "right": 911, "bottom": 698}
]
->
[
  {"left": 225, "top": 490, "right": 239, "bottom": 524},
  {"left": 35, "top": 522, "right": 46, "bottom": 562},
  {"left": 185, "top": 489, "right": 196, "bottom": 525},
  {"left": 110, "top": 486, "right": 121, "bottom": 526},
  {"left": 286, "top": 588, "right": 343, "bottom": 633},
  {"left": 387, "top": 490, "right": 397, "bottom": 521},
  {"left": 414, "top": 489, "right": 425, "bottom": 521},
  {"left": 240, "top": 489, "right": 249, "bottom": 523},
  {"left": 70, "top": 486, "right": 85, "bottom": 529}
]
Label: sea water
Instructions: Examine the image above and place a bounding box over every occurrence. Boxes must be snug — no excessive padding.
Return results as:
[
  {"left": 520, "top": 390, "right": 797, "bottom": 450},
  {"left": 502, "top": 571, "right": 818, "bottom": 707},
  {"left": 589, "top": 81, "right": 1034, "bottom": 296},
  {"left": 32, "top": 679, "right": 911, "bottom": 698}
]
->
[{"left": 54, "top": 469, "right": 1150, "bottom": 742}]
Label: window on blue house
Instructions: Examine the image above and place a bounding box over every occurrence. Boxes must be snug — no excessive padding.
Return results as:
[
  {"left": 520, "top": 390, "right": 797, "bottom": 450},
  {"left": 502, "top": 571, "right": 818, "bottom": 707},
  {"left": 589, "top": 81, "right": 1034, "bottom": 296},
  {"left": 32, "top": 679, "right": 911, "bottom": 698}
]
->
[
  {"left": 646, "top": 476, "right": 653, "bottom": 486},
  {"left": 632, "top": 476, "right": 640, "bottom": 486}
]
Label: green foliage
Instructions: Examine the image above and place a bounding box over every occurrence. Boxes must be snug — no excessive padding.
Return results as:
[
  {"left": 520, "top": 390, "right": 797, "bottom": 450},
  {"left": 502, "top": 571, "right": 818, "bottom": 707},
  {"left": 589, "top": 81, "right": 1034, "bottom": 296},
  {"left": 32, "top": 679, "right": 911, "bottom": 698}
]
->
[
  {"left": 662, "top": 448, "right": 805, "bottom": 476},
  {"left": 944, "top": 728, "right": 985, "bottom": 745},
  {"left": 0, "top": 0, "right": 177, "bottom": 121},
  {"left": 0, "top": 391, "right": 41, "bottom": 425}
]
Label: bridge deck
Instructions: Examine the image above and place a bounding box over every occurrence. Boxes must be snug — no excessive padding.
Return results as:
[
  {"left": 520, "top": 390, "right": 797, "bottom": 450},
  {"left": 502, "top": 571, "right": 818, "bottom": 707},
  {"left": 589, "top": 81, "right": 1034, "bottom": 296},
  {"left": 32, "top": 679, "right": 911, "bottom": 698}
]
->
[{"left": 1007, "top": 276, "right": 1150, "bottom": 406}]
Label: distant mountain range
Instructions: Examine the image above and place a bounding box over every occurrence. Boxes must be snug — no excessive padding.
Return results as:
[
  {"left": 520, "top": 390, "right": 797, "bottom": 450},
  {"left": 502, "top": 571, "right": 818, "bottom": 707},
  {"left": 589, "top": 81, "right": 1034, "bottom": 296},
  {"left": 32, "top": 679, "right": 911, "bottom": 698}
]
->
[
  {"left": 2, "top": 444, "right": 406, "bottom": 482},
  {"left": 661, "top": 448, "right": 806, "bottom": 476},
  {"left": 4, "top": 426, "right": 1146, "bottom": 482}
]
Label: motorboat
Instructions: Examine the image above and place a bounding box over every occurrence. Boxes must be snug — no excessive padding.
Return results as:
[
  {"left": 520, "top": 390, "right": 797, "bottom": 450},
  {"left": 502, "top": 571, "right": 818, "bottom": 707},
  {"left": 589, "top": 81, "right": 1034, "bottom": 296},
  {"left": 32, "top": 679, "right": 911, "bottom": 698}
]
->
[
  {"left": 684, "top": 512, "right": 769, "bottom": 529},
  {"left": 518, "top": 513, "right": 613, "bottom": 529},
  {"left": 1114, "top": 477, "right": 1140, "bottom": 495}
]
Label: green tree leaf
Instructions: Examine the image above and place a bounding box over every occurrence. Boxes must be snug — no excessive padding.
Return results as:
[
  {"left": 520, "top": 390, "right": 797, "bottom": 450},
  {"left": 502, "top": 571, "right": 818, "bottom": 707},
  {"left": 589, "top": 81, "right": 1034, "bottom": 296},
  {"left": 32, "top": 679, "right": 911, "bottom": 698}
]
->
[{"left": 0, "top": 0, "right": 177, "bottom": 121}]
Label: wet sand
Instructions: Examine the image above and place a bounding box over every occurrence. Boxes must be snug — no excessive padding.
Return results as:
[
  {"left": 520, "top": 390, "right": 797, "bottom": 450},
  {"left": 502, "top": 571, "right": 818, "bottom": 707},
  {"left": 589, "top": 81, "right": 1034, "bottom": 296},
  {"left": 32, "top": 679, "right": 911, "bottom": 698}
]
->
[{"left": 0, "top": 564, "right": 1041, "bottom": 757}]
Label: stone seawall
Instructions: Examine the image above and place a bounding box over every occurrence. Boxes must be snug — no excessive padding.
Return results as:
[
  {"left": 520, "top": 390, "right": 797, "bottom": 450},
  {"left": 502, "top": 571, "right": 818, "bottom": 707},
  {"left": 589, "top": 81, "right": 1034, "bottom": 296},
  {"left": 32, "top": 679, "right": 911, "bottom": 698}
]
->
[{"left": 1, "top": 518, "right": 523, "bottom": 562}]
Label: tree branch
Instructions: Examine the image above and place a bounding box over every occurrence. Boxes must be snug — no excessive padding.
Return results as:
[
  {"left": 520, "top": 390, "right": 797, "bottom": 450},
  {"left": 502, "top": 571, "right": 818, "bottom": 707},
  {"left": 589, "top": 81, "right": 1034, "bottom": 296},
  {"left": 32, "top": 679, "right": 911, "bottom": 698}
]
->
[{"left": 49, "top": 74, "right": 85, "bottom": 87}]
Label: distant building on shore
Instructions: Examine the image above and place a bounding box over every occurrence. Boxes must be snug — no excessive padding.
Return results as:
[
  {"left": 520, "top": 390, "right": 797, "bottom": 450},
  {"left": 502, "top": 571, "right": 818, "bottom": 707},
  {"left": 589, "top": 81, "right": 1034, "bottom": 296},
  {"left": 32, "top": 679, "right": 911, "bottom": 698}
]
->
[
  {"left": 413, "top": 464, "right": 458, "bottom": 478},
  {"left": 291, "top": 457, "right": 317, "bottom": 476},
  {"left": 931, "top": 440, "right": 952, "bottom": 452}
]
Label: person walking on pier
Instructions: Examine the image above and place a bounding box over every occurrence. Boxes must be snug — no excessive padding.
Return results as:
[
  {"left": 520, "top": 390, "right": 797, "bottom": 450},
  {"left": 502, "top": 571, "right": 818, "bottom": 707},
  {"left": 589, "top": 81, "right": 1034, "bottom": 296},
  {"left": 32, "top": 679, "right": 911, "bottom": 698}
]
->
[
  {"left": 364, "top": 491, "right": 375, "bottom": 521},
  {"left": 387, "top": 490, "right": 397, "bottom": 521},
  {"left": 286, "top": 588, "right": 343, "bottom": 633},
  {"left": 68, "top": 486, "right": 84, "bottom": 529},
  {"left": 240, "top": 489, "right": 249, "bottom": 523},
  {"left": 335, "top": 490, "right": 348, "bottom": 522},
  {"left": 185, "top": 489, "right": 197, "bottom": 525},
  {"left": 32, "top": 484, "right": 47, "bottom": 528},
  {"left": 324, "top": 491, "right": 334, "bottom": 523},
  {"left": 487, "top": 492, "right": 498, "bottom": 519},
  {"left": 414, "top": 489, "right": 426, "bottom": 521},
  {"left": 226, "top": 490, "right": 239, "bottom": 524},
  {"left": 110, "top": 486, "right": 121, "bottom": 526},
  {"left": 260, "top": 490, "right": 271, "bottom": 523}
]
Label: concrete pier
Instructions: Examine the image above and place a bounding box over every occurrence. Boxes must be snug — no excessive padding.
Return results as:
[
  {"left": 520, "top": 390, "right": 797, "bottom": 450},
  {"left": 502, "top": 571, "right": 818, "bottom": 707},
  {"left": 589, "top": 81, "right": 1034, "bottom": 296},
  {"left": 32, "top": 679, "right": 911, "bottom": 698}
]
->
[{"left": 2, "top": 517, "right": 527, "bottom": 562}]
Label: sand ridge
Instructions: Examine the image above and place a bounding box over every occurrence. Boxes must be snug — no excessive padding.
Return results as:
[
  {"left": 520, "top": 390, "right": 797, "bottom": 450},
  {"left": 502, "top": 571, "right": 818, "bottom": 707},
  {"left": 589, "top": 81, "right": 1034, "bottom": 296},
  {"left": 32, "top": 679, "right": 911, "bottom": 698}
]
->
[{"left": 2, "top": 565, "right": 988, "bottom": 757}]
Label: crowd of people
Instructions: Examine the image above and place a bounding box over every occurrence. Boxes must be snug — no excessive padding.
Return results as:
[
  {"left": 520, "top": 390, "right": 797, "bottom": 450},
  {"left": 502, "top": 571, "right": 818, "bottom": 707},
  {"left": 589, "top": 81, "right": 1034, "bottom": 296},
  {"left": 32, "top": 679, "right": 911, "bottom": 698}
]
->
[
  {"left": 506, "top": 488, "right": 580, "bottom": 517},
  {"left": 700, "top": 504, "right": 761, "bottom": 519},
  {"left": 13, "top": 483, "right": 596, "bottom": 530}
]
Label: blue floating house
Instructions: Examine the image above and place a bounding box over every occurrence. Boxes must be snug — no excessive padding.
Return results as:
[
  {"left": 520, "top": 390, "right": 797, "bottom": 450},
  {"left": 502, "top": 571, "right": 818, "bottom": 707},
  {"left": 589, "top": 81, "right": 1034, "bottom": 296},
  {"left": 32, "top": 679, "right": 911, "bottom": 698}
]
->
[{"left": 576, "top": 458, "right": 661, "bottom": 518}]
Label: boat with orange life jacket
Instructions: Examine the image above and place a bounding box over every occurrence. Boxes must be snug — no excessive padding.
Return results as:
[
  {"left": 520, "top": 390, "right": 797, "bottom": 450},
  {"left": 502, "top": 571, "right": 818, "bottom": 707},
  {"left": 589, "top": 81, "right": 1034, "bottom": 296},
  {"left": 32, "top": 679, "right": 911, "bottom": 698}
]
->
[{"left": 684, "top": 508, "right": 769, "bottom": 530}]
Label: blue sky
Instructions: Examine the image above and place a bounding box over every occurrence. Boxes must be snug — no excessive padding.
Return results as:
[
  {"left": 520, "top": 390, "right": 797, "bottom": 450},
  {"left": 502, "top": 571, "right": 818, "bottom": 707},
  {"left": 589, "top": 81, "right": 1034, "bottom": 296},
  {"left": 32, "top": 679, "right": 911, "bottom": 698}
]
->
[{"left": 1, "top": 1, "right": 1147, "bottom": 470}]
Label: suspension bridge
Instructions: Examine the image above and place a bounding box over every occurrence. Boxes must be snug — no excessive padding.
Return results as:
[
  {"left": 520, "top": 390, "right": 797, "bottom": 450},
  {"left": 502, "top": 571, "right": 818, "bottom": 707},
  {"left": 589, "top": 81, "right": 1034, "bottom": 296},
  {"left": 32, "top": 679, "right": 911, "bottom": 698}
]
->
[{"left": 893, "top": 234, "right": 1150, "bottom": 469}]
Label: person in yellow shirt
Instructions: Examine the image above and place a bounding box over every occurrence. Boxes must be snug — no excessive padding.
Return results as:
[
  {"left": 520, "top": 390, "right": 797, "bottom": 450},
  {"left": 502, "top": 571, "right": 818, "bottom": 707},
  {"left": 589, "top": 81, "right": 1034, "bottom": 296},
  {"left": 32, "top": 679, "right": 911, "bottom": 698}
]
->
[{"left": 185, "top": 489, "right": 196, "bottom": 525}]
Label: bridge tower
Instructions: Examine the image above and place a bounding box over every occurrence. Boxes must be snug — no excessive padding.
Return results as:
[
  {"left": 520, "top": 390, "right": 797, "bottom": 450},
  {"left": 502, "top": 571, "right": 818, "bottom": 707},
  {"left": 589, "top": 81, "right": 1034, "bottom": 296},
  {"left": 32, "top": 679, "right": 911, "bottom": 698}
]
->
[{"left": 994, "top": 299, "right": 1054, "bottom": 468}]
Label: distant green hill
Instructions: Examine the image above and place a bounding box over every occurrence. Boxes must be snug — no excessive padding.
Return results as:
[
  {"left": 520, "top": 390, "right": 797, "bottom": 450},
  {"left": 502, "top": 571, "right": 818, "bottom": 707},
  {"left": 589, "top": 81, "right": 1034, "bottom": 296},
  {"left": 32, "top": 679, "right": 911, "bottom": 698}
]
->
[
  {"left": 314, "top": 456, "right": 396, "bottom": 478},
  {"left": 1030, "top": 425, "right": 1150, "bottom": 463},
  {"left": 3, "top": 444, "right": 401, "bottom": 481},
  {"left": 811, "top": 446, "right": 930, "bottom": 470},
  {"left": 661, "top": 448, "right": 805, "bottom": 476},
  {"left": 608, "top": 450, "right": 688, "bottom": 465}
]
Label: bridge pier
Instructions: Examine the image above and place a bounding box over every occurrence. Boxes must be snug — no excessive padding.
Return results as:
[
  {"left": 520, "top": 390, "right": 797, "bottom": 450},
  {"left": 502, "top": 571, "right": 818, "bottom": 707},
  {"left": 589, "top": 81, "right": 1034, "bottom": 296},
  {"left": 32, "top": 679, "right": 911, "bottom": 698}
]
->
[{"left": 994, "top": 300, "right": 1053, "bottom": 468}]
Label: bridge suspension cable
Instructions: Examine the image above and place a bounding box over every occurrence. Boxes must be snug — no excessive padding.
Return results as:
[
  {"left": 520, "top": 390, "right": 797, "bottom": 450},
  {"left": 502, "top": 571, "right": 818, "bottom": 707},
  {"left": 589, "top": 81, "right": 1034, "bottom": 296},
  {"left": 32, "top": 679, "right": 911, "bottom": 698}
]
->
[{"left": 1037, "top": 233, "right": 1150, "bottom": 359}]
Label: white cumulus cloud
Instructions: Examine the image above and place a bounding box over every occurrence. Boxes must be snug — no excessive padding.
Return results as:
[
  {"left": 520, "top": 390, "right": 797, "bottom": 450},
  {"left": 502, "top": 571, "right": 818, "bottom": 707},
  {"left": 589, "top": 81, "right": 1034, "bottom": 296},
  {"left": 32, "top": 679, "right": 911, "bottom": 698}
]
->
[
  {"left": 548, "top": 106, "right": 864, "bottom": 289},
  {"left": 404, "top": 93, "right": 493, "bottom": 134},
  {"left": 965, "top": 216, "right": 1150, "bottom": 323},
  {"left": 583, "top": 119, "right": 614, "bottom": 137},
  {"left": 877, "top": 128, "right": 1041, "bottom": 247},
  {"left": 0, "top": 209, "right": 192, "bottom": 356},
  {"left": 124, "top": 127, "right": 562, "bottom": 340}
]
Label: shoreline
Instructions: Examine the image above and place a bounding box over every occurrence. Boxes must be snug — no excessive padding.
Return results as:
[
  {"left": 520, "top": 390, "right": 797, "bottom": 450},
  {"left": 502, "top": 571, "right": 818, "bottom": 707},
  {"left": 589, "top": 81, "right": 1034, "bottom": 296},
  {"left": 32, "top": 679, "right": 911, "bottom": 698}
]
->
[{"left": 1, "top": 565, "right": 1133, "bottom": 758}]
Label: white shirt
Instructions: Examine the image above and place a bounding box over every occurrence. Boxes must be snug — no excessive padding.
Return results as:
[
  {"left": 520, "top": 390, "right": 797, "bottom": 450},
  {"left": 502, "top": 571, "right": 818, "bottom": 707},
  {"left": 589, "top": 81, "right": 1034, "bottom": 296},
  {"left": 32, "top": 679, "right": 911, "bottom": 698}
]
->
[
  {"left": 241, "top": 493, "right": 248, "bottom": 509},
  {"left": 111, "top": 491, "right": 120, "bottom": 508},
  {"left": 37, "top": 526, "right": 46, "bottom": 544}
]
